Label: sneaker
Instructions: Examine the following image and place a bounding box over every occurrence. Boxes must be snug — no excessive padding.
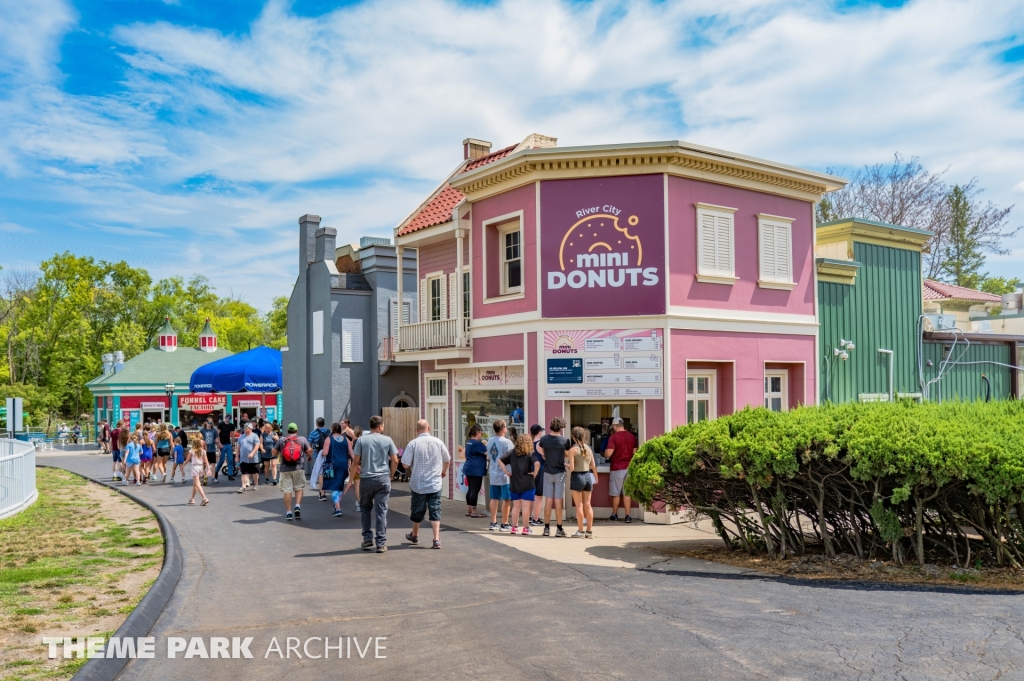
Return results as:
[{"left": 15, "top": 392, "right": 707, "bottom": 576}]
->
[
  {"left": 510, "top": 526, "right": 520, "bottom": 535},
  {"left": 292, "top": 505, "right": 301, "bottom": 519},
  {"left": 499, "top": 524, "right": 512, "bottom": 532},
  {"left": 376, "top": 545, "right": 387, "bottom": 553},
  {"left": 556, "top": 526, "right": 567, "bottom": 538},
  {"left": 405, "top": 532, "right": 419, "bottom": 544},
  {"left": 285, "top": 512, "right": 294, "bottom": 521},
  {"left": 572, "top": 530, "right": 586, "bottom": 538},
  {"left": 332, "top": 509, "right": 343, "bottom": 517},
  {"left": 212, "top": 477, "right": 220, "bottom": 484},
  {"left": 521, "top": 527, "right": 532, "bottom": 536},
  {"left": 624, "top": 515, "right": 632, "bottom": 524},
  {"left": 237, "top": 488, "right": 245, "bottom": 493},
  {"left": 361, "top": 540, "right": 374, "bottom": 550},
  {"left": 543, "top": 525, "right": 551, "bottom": 537},
  {"left": 585, "top": 531, "right": 593, "bottom": 538},
  {"left": 228, "top": 476, "right": 235, "bottom": 481},
  {"left": 432, "top": 539, "right": 441, "bottom": 549},
  {"left": 181, "top": 478, "right": 187, "bottom": 484},
  {"left": 529, "top": 518, "right": 544, "bottom": 527},
  {"left": 488, "top": 522, "right": 499, "bottom": 531},
  {"left": 272, "top": 481, "right": 278, "bottom": 486},
  {"left": 319, "top": 494, "right": 328, "bottom": 502},
  {"left": 609, "top": 514, "right": 619, "bottom": 522}
]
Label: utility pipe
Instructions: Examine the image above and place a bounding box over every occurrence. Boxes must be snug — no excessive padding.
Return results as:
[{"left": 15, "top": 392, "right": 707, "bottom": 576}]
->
[{"left": 878, "top": 349, "right": 894, "bottom": 402}]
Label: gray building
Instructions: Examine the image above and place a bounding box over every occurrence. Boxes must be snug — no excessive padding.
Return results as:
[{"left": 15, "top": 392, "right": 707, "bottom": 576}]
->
[{"left": 283, "top": 214, "right": 419, "bottom": 432}]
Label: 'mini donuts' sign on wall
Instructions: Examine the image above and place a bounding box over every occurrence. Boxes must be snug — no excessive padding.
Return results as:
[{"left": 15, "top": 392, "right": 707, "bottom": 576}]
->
[{"left": 540, "top": 174, "right": 665, "bottom": 318}]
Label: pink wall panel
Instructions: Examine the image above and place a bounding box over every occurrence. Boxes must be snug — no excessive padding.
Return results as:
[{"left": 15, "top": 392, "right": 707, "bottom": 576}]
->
[
  {"left": 669, "top": 329, "right": 816, "bottom": 429},
  {"left": 473, "top": 334, "right": 524, "bottom": 363},
  {"left": 471, "top": 183, "right": 537, "bottom": 318},
  {"left": 419, "top": 240, "right": 457, "bottom": 276},
  {"left": 545, "top": 400, "right": 564, "bottom": 428},
  {"left": 667, "top": 176, "right": 815, "bottom": 314},
  {"left": 645, "top": 399, "right": 665, "bottom": 440}
]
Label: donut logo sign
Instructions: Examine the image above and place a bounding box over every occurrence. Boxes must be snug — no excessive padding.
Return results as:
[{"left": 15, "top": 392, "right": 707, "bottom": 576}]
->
[
  {"left": 547, "top": 213, "right": 659, "bottom": 291},
  {"left": 541, "top": 175, "right": 665, "bottom": 318}
]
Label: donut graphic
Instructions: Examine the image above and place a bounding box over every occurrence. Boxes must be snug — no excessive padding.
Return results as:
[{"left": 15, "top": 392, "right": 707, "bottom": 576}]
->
[{"left": 558, "top": 214, "right": 642, "bottom": 271}]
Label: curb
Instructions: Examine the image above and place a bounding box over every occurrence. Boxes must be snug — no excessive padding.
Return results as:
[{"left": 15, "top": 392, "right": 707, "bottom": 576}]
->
[{"left": 37, "top": 465, "right": 182, "bottom": 681}]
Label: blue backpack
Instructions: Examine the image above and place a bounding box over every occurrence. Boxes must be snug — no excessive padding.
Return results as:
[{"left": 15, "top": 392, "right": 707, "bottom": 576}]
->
[{"left": 308, "top": 427, "right": 329, "bottom": 454}]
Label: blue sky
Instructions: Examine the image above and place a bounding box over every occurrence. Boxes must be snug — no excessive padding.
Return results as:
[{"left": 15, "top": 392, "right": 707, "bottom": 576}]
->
[{"left": 1, "top": 0, "right": 1023, "bottom": 310}]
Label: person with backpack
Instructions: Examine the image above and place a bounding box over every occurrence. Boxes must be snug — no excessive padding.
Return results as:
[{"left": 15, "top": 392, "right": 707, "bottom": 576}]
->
[
  {"left": 321, "top": 422, "right": 351, "bottom": 518},
  {"left": 307, "top": 417, "right": 330, "bottom": 486},
  {"left": 273, "top": 423, "right": 313, "bottom": 521}
]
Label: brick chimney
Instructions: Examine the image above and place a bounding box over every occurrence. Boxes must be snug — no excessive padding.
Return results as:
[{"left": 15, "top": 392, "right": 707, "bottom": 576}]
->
[{"left": 463, "top": 138, "right": 492, "bottom": 160}]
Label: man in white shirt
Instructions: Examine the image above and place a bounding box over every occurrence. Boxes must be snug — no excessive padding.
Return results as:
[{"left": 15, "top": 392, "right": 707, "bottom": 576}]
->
[{"left": 400, "top": 419, "right": 451, "bottom": 549}]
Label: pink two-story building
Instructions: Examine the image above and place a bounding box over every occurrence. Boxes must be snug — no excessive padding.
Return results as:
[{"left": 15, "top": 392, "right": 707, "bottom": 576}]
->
[{"left": 393, "top": 135, "right": 844, "bottom": 507}]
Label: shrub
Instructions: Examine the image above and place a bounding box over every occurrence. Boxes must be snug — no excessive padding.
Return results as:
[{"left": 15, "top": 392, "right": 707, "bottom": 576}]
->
[{"left": 624, "top": 401, "right": 1024, "bottom": 566}]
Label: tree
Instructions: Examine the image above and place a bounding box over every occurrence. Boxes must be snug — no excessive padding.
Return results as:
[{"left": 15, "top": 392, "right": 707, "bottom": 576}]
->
[
  {"left": 265, "top": 296, "right": 288, "bottom": 349},
  {"left": 980, "top": 277, "right": 1022, "bottom": 295},
  {"left": 937, "top": 181, "right": 1018, "bottom": 289},
  {"left": 818, "top": 155, "right": 1019, "bottom": 281}
]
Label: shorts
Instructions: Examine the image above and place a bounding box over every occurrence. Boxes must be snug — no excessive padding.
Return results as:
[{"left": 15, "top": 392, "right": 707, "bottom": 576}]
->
[
  {"left": 260, "top": 451, "right": 275, "bottom": 461},
  {"left": 112, "top": 450, "right": 121, "bottom": 463},
  {"left": 609, "top": 469, "right": 629, "bottom": 497},
  {"left": 570, "top": 472, "right": 593, "bottom": 492},
  {"left": 175, "top": 456, "right": 185, "bottom": 465},
  {"left": 157, "top": 449, "right": 171, "bottom": 459},
  {"left": 125, "top": 457, "right": 140, "bottom": 467},
  {"left": 510, "top": 488, "right": 535, "bottom": 502},
  {"left": 206, "top": 450, "right": 217, "bottom": 464},
  {"left": 410, "top": 490, "right": 442, "bottom": 523},
  {"left": 239, "top": 462, "right": 260, "bottom": 475},
  {"left": 489, "top": 484, "right": 511, "bottom": 501},
  {"left": 542, "top": 471, "right": 565, "bottom": 499},
  {"left": 279, "top": 469, "right": 306, "bottom": 494}
]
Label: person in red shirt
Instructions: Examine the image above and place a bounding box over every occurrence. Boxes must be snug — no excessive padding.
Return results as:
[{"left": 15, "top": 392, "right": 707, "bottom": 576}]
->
[{"left": 603, "top": 417, "right": 638, "bottom": 523}]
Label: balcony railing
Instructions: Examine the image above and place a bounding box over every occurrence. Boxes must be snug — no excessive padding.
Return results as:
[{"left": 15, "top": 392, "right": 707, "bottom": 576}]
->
[{"left": 397, "top": 318, "right": 471, "bottom": 352}]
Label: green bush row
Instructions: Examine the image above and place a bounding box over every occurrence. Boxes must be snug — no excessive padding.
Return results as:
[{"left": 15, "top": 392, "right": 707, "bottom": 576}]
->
[{"left": 624, "top": 401, "right": 1024, "bottom": 566}]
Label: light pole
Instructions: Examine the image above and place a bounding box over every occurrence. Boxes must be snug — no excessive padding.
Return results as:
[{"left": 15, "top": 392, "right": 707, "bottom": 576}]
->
[{"left": 164, "top": 382, "right": 175, "bottom": 426}]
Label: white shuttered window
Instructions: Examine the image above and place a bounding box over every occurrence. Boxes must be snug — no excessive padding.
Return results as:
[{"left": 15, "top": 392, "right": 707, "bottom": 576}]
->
[
  {"left": 448, "top": 273, "right": 457, "bottom": 320},
  {"left": 757, "top": 214, "right": 795, "bottom": 287},
  {"left": 696, "top": 204, "right": 736, "bottom": 281},
  {"left": 341, "top": 318, "right": 363, "bottom": 363},
  {"left": 312, "top": 310, "right": 324, "bottom": 355}
]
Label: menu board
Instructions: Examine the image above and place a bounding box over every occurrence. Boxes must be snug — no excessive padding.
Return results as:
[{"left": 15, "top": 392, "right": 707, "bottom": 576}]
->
[{"left": 544, "top": 329, "right": 663, "bottom": 398}]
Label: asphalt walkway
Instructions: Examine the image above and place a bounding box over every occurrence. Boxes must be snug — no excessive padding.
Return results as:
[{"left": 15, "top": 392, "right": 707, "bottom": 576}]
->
[{"left": 41, "top": 451, "right": 1024, "bottom": 681}]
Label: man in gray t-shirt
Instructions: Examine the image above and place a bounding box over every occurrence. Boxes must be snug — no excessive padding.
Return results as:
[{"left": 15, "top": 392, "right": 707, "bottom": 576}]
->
[
  {"left": 351, "top": 416, "right": 399, "bottom": 552},
  {"left": 236, "top": 425, "right": 261, "bottom": 493}
]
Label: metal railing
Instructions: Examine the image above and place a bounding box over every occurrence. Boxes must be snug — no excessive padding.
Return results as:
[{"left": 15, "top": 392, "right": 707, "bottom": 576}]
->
[
  {"left": 0, "top": 438, "right": 38, "bottom": 520},
  {"left": 397, "top": 318, "right": 471, "bottom": 352}
]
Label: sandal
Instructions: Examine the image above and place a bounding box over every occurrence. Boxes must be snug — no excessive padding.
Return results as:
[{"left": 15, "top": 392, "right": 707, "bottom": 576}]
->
[
  {"left": 188, "top": 500, "right": 195, "bottom": 505},
  {"left": 201, "top": 499, "right": 209, "bottom": 506}
]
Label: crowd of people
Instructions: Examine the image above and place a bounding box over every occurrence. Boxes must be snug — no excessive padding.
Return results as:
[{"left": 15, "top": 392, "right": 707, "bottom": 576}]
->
[{"left": 99, "top": 410, "right": 638, "bottom": 552}]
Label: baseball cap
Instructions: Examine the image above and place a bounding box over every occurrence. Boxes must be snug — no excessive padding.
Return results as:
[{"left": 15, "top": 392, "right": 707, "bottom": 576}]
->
[
  {"left": 611, "top": 417, "right": 625, "bottom": 426},
  {"left": 530, "top": 424, "right": 544, "bottom": 436},
  {"left": 287, "top": 422, "right": 298, "bottom": 433}
]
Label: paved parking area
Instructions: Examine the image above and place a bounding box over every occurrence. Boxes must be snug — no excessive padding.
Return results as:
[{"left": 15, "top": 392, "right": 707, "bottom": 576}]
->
[{"left": 41, "top": 450, "right": 1024, "bottom": 681}]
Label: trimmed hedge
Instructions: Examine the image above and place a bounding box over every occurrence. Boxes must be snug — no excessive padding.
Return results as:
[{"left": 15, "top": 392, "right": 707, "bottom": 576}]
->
[{"left": 624, "top": 401, "right": 1024, "bottom": 566}]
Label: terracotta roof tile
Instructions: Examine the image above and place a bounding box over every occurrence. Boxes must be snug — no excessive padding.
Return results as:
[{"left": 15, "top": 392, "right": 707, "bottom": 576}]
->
[
  {"left": 398, "top": 144, "right": 518, "bottom": 236},
  {"left": 923, "top": 279, "right": 1002, "bottom": 303}
]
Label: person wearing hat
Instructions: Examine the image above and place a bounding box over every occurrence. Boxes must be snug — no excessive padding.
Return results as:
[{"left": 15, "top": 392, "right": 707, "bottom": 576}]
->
[
  {"left": 604, "top": 417, "right": 638, "bottom": 523},
  {"left": 529, "top": 424, "right": 546, "bottom": 526},
  {"left": 273, "top": 423, "right": 313, "bottom": 521}
]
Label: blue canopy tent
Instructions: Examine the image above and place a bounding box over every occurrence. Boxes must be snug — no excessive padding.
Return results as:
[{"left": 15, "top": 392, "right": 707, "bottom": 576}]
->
[{"left": 190, "top": 346, "right": 283, "bottom": 420}]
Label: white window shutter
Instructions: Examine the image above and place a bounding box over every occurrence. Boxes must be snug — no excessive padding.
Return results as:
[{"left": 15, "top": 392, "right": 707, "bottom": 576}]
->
[
  {"left": 448, "top": 273, "right": 457, "bottom": 320},
  {"left": 715, "top": 215, "right": 733, "bottom": 275},
  {"left": 419, "top": 278, "right": 428, "bottom": 324},
  {"left": 699, "top": 213, "right": 717, "bottom": 274},
  {"left": 439, "top": 275, "right": 448, "bottom": 319},
  {"left": 390, "top": 298, "right": 400, "bottom": 351},
  {"left": 775, "top": 225, "right": 791, "bottom": 282},
  {"left": 760, "top": 222, "right": 776, "bottom": 281},
  {"left": 342, "top": 319, "right": 363, "bottom": 363},
  {"left": 402, "top": 300, "right": 410, "bottom": 324},
  {"left": 312, "top": 310, "right": 324, "bottom": 355}
]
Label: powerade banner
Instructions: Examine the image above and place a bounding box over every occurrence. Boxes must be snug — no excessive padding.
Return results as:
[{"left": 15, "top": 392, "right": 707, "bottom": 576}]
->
[{"left": 540, "top": 174, "right": 665, "bottom": 318}]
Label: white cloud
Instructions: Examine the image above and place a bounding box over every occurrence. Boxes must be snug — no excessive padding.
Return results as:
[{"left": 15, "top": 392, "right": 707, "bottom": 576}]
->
[{"left": 2, "top": 0, "right": 1024, "bottom": 305}]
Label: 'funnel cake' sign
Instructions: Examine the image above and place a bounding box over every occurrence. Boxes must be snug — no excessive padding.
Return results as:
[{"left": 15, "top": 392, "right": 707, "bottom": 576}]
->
[{"left": 540, "top": 174, "right": 665, "bottom": 318}]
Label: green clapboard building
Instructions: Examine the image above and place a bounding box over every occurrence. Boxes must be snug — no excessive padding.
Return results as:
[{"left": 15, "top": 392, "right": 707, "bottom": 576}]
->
[{"left": 816, "top": 218, "right": 1022, "bottom": 404}]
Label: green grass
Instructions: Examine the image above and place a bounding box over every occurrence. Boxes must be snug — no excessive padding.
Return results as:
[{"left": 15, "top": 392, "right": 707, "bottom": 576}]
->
[{"left": 0, "top": 468, "right": 164, "bottom": 681}]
